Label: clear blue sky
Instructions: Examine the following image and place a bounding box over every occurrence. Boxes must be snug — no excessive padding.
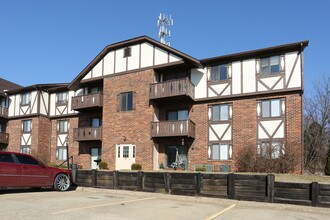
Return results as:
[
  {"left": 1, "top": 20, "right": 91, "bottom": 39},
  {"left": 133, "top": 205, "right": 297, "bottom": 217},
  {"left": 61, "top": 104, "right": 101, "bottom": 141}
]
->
[{"left": 0, "top": 0, "right": 329, "bottom": 97}]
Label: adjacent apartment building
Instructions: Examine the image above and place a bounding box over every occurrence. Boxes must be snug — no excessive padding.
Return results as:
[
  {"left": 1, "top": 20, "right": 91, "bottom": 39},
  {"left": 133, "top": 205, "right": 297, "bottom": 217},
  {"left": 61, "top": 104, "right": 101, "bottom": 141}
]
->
[{"left": 0, "top": 36, "right": 308, "bottom": 172}]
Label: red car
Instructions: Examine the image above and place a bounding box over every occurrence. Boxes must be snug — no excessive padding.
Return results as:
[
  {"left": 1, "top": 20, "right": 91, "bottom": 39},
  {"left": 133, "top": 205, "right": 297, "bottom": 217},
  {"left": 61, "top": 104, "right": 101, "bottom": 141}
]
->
[{"left": 0, "top": 151, "right": 71, "bottom": 191}]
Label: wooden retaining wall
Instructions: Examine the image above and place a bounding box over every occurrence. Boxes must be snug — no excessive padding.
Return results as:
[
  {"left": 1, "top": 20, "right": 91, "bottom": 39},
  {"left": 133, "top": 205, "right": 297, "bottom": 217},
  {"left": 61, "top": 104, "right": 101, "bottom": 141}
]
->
[{"left": 72, "top": 169, "right": 330, "bottom": 208}]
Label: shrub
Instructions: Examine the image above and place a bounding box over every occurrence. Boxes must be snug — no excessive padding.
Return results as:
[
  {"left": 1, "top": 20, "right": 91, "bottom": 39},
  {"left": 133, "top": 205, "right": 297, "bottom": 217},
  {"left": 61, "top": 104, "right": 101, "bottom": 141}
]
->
[
  {"left": 324, "top": 150, "right": 330, "bottom": 175},
  {"left": 48, "top": 163, "right": 68, "bottom": 169},
  {"left": 98, "top": 161, "right": 109, "bottom": 170},
  {"left": 131, "top": 163, "right": 142, "bottom": 170},
  {"left": 235, "top": 142, "right": 300, "bottom": 173},
  {"left": 195, "top": 166, "right": 206, "bottom": 172}
]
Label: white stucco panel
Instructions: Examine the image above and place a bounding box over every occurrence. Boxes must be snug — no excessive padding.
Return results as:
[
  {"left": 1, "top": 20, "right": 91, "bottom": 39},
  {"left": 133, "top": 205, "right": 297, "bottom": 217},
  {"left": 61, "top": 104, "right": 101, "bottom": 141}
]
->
[
  {"left": 92, "top": 60, "right": 103, "bottom": 78},
  {"left": 210, "top": 124, "right": 231, "bottom": 141},
  {"left": 21, "top": 134, "right": 31, "bottom": 145},
  {"left": 273, "top": 123, "right": 284, "bottom": 138},
  {"left": 154, "top": 47, "right": 168, "bottom": 65},
  {"left": 103, "top": 51, "right": 114, "bottom": 75},
  {"left": 8, "top": 95, "right": 16, "bottom": 117},
  {"left": 57, "top": 134, "right": 68, "bottom": 146},
  {"left": 31, "top": 91, "right": 38, "bottom": 114},
  {"left": 83, "top": 71, "right": 92, "bottom": 81},
  {"left": 68, "top": 91, "right": 75, "bottom": 113},
  {"left": 49, "top": 94, "right": 55, "bottom": 116},
  {"left": 169, "top": 54, "right": 181, "bottom": 62},
  {"left": 210, "top": 83, "right": 230, "bottom": 96},
  {"left": 191, "top": 68, "right": 207, "bottom": 99},
  {"left": 258, "top": 125, "right": 269, "bottom": 139},
  {"left": 141, "top": 43, "right": 153, "bottom": 68},
  {"left": 260, "top": 120, "right": 282, "bottom": 137},
  {"left": 127, "top": 44, "right": 140, "bottom": 71},
  {"left": 40, "top": 92, "right": 49, "bottom": 115},
  {"left": 242, "top": 59, "right": 256, "bottom": 93},
  {"left": 273, "top": 78, "right": 284, "bottom": 90},
  {"left": 115, "top": 48, "right": 126, "bottom": 73},
  {"left": 208, "top": 88, "right": 217, "bottom": 97},
  {"left": 285, "top": 52, "right": 301, "bottom": 88},
  {"left": 232, "top": 62, "right": 241, "bottom": 94},
  {"left": 258, "top": 82, "right": 268, "bottom": 92}
]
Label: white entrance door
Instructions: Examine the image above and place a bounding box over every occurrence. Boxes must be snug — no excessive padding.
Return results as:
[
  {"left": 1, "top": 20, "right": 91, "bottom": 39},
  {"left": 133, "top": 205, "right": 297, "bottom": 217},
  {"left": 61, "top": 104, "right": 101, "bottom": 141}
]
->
[
  {"left": 116, "top": 144, "right": 136, "bottom": 170},
  {"left": 91, "top": 148, "right": 101, "bottom": 169}
]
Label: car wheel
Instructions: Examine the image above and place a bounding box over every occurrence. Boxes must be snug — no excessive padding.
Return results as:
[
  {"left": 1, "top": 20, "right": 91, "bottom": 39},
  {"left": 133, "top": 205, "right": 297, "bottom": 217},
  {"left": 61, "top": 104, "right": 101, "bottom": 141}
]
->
[{"left": 54, "top": 173, "right": 70, "bottom": 191}]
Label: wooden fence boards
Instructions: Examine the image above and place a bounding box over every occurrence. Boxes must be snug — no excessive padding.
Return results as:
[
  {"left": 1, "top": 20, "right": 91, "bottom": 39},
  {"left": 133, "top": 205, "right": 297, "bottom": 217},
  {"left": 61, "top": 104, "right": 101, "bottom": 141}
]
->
[{"left": 72, "top": 169, "right": 330, "bottom": 208}]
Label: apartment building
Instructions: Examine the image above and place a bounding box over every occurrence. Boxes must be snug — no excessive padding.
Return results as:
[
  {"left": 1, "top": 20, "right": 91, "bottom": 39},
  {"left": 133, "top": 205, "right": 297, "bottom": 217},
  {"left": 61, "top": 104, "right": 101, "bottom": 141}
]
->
[{"left": 0, "top": 36, "right": 308, "bottom": 172}]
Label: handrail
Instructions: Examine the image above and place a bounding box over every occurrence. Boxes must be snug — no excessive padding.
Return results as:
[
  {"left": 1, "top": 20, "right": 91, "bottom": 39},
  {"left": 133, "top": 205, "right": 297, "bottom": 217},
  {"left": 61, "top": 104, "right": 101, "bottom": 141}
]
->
[{"left": 58, "top": 156, "right": 74, "bottom": 170}]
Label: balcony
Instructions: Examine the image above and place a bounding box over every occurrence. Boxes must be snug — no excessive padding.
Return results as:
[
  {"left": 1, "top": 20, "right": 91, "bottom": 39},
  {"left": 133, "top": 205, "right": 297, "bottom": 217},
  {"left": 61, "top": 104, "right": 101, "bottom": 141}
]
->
[
  {"left": 73, "top": 127, "right": 102, "bottom": 142},
  {"left": 149, "top": 78, "right": 194, "bottom": 101},
  {"left": 0, "top": 132, "right": 9, "bottom": 144},
  {"left": 71, "top": 93, "right": 103, "bottom": 111},
  {"left": 151, "top": 120, "right": 195, "bottom": 138},
  {"left": 0, "top": 106, "right": 8, "bottom": 118}
]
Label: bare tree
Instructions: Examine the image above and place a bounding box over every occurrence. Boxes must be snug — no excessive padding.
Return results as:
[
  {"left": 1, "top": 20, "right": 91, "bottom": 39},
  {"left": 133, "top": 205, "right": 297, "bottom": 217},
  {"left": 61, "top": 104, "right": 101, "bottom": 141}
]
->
[{"left": 304, "top": 76, "right": 330, "bottom": 174}]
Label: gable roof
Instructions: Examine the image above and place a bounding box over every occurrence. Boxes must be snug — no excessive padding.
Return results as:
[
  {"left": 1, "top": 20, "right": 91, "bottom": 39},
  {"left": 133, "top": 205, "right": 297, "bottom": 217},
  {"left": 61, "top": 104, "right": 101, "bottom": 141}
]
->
[
  {"left": 68, "top": 36, "right": 202, "bottom": 90},
  {"left": 5, "top": 83, "right": 68, "bottom": 95},
  {"left": 201, "top": 40, "right": 309, "bottom": 65},
  {"left": 0, "top": 78, "right": 22, "bottom": 97}
]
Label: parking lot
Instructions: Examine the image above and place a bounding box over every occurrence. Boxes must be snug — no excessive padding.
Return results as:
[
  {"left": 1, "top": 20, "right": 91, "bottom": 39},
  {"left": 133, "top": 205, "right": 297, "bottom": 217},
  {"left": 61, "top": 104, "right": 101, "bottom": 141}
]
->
[{"left": 1, "top": 187, "right": 330, "bottom": 220}]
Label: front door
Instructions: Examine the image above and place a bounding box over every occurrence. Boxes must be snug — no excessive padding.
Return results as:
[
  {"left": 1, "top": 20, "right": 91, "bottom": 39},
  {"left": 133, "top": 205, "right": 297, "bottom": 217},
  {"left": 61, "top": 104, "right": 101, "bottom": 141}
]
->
[
  {"left": 91, "top": 148, "right": 101, "bottom": 169},
  {"left": 116, "top": 144, "right": 136, "bottom": 170},
  {"left": 167, "top": 145, "right": 188, "bottom": 169}
]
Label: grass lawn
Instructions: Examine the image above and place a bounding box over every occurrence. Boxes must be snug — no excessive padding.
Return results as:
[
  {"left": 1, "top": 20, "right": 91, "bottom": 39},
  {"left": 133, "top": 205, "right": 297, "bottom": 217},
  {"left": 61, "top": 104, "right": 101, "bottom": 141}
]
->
[{"left": 274, "top": 173, "right": 330, "bottom": 184}]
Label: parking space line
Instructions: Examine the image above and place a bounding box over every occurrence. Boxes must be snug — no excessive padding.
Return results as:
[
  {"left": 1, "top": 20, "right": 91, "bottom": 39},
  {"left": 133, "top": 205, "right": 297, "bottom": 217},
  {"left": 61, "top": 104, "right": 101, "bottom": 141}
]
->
[
  {"left": 204, "top": 203, "right": 236, "bottom": 220},
  {"left": 52, "top": 196, "right": 156, "bottom": 214}
]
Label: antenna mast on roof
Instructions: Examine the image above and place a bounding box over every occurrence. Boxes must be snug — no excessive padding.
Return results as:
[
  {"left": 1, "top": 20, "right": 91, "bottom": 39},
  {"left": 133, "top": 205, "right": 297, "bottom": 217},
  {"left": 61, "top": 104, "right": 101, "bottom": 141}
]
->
[{"left": 157, "top": 13, "right": 173, "bottom": 46}]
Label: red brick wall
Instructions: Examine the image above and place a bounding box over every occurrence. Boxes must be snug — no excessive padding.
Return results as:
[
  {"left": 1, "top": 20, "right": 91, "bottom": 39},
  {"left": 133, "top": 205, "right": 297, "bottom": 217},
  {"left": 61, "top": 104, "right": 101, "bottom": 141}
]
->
[
  {"left": 7, "top": 119, "right": 21, "bottom": 152},
  {"left": 102, "top": 70, "right": 155, "bottom": 170}
]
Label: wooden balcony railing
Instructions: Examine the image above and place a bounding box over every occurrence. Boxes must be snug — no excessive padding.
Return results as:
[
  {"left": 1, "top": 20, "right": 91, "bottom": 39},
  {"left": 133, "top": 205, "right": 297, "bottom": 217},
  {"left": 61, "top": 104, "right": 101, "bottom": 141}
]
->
[
  {"left": 151, "top": 120, "right": 195, "bottom": 138},
  {"left": 0, "top": 132, "right": 9, "bottom": 144},
  {"left": 149, "top": 78, "right": 194, "bottom": 100},
  {"left": 71, "top": 93, "right": 103, "bottom": 111},
  {"left": 73, "top": 127, "right": 102, "bottom": 141},
  {"left": 0, "top": 106, "right": 8, "bottom": 118}
]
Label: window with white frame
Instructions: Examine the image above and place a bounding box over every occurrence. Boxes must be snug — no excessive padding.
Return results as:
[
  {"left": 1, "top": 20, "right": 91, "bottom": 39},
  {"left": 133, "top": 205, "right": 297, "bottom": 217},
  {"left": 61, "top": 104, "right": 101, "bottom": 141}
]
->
[
  {"left": 210, "top": 64, "right": 228, "bottom": 81},
  {"left": 56, "top": 92, "right": 68, "bottom": 105},
  {"left": 58, "top": 120, "right": 69, "bottom": 133},
  {"left": 212, "top": 104, "right": 230, "bottom": 121},
  {"left": 211, "top": 143, "right": 230, "bottom": 160},
  {"left": 21, "top": 92, "right": 31, "bottom": 105},
  {"left": 260, "top": 56, "right": 280, "bottom": 75},
  {"left": 56, "top": 147, "right": 68, "bottom": 160},
  {"left": 21, "top": 146, "right": 31, "bottom": 154},
  {"left": 22, "top": 120, "right": 32, "bottom": 133},
  {"left": 261, "top": 99, "right": 281, "bottom": 118}
]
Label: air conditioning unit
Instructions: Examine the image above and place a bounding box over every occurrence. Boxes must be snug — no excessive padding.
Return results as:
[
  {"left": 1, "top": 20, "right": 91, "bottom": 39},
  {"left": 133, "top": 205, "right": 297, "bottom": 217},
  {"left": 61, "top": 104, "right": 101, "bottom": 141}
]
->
[{"left": 220, "top": 165, "right": 231, "bottom": 172}]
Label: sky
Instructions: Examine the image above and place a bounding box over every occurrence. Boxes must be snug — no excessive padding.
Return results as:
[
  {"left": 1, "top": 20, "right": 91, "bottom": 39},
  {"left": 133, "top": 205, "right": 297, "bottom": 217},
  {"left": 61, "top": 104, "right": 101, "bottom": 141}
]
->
[{"left": 0, "top": 0, "right": 329, "bottom": 97}]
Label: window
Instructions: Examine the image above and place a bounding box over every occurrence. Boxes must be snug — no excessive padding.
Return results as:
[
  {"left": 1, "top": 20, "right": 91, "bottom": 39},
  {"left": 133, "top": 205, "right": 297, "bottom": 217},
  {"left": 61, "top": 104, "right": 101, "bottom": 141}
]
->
[
  {"left": 167, "top": 109, "right": 188, "bottom": 121},
  {"left": 16, "top": 154, "right": 39, "bottom": 165},
  {"left": 22, "top": 120, "right": 32, "bottom": 133},
  {"left": 123, "top": 146, "right": 129, "bottom": 158},
  {"left": 117, "top": 146, "right": 120, "bottom": 158},
  {"left": 212, "top": 104, "right": 229, "bottom": 121},
  {"left": 261, "top": 99, "right": 281, "bottom": 118},
  {"left": 133, "top": 145, "right": 136, "bottom": 158},
  {"left": 0, "top": 97, "right": 6, "bottom": 107},
  {"left": 56, "top": 147, "right": 67, "bottom": 160},
  {"left": 56, "top": 92, "right": 68, "bottom": 105},
  {"left": 211, "top": 64, "right": 228, "bottom": 81},
  {"left": 21, "top": 92, "right": 30, "bottom": 105},
  {"left": 119, "top": 92, "right": 134, "bottom": 111},
  {"left": 20, "top": 146, "right": 31, "bottom": 155},
  {"left": 123, "top": 47, "right": 132, "bottom": 58},
  {"left": 58, "top": 120, "right": 69, "bottom": 133},
  {"left": 260, "top": 56, "right": 280, "bottom": 75},
  {"left": 260, "top": 142, "right": 282, "bottom": 159},
  {"left": 211, "top": 144, "right": 229, "bottom": 160},
  {"left": 0, "top": 153, "right": 14, "bottom": 163}
]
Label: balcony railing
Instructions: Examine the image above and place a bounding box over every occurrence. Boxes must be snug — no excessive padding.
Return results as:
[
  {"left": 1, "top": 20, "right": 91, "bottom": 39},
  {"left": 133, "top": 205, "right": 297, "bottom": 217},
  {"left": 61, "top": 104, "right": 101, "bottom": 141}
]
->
[
  {"left": 149, "top": 78, "right": 194, "bottom": 100},
  {"left": 151, "top": 120, "right": 195, "bottom": 138},
  {"left": 0, "top": 106, "right": 8, "bottom": 118},
  {"left": 71, "top": 93, "right": 103, "bottom": 111},
  {"left": 0, "top": 132, "right": 9, "bottom": 144},
  {"left": 73, "top": 127, "right": 102, "bottom": 141}
]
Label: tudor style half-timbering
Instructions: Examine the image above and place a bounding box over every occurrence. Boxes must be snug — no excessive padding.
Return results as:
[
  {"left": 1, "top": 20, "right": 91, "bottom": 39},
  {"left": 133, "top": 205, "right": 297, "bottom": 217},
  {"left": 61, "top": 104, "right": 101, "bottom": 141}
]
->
[{"left": 1, "top": 36, "right": 308, "bottom": 173}]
